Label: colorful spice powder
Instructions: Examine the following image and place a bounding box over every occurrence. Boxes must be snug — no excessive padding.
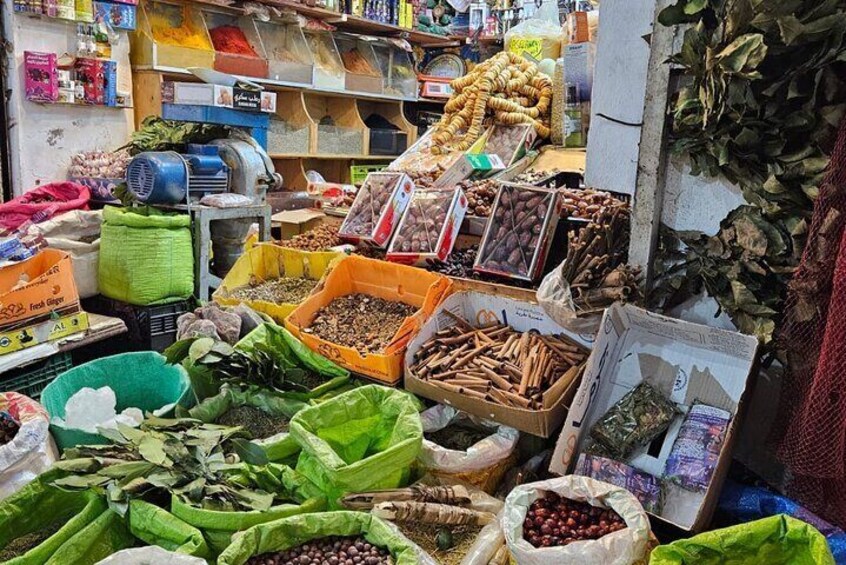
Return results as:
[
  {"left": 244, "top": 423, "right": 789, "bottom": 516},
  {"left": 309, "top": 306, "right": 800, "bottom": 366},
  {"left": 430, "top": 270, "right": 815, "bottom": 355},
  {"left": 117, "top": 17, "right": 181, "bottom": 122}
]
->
[
  {"left": 150, "top": 10, "right": 211, "bottom": 50},
  {"left": 209, "top": 25, "right": 259, "bottom": 57}
]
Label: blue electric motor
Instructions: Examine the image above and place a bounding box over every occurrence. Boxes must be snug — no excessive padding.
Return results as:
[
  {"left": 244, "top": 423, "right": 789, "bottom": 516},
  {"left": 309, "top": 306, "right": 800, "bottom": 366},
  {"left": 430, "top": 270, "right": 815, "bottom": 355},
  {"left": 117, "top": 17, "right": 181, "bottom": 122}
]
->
[{"left": 126, "top": 144, "right": 230, "bottom": 204}]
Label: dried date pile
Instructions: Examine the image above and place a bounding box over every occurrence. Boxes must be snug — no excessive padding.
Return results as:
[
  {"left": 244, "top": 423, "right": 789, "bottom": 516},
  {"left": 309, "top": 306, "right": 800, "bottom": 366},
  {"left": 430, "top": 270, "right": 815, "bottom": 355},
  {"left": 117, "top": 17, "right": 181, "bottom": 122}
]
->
[
  {"left": 341, "top": 175, "right": 400, "bottom": 237},
  {"left": 246, "top": 536, "right": 394, "bottom": 565},
  {"left": 391, "top": 192, "right": 452, "bottom": 253},
  {"left": 0, "top": 414, "right": 19, "bottom": 446},
  {"left": 523, "top": 492, "right": 626, "bottom": 548},
  {"left": 279, "top": 224, "right": 343, "bottom": 252},
  {"left": 228, "top": 277, "right": 318, "bottom": 304},
  {"left": 304, "top": 293, "right": 416, "bottom": 354},
  {"left": 458, "top": 178, "right": 498, "bottom": 217}
]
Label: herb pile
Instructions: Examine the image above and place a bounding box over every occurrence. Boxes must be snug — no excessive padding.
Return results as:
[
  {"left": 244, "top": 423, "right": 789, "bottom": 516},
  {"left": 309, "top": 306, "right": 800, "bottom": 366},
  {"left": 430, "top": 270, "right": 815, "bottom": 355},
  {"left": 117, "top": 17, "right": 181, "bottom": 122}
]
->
[
  {"left": 652, "top": 0, "right": 846, "bottom": 345},
  {"left": 425, "top": 423, "right": 491, "bottom": 452},
  {"left": 217, "top": 406, "right": 289, "bottom": 439},
  {"left": 0, "top": 521, "right": 63, "bottom": 561}
]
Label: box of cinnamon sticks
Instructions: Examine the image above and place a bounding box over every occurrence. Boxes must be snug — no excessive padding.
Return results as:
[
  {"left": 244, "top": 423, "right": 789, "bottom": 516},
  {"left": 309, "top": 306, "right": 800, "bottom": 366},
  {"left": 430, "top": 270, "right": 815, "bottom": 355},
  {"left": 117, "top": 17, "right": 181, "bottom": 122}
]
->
[{"left": 404, "top": 290, "right": 592, "bottom": 437}]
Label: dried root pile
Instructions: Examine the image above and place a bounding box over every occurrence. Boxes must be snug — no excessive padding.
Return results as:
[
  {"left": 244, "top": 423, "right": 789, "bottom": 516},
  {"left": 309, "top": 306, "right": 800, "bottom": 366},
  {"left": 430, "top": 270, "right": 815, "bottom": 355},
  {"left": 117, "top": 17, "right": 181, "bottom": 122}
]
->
[{"left": 433, "top": 52, "right": 552, "bottom": 153}]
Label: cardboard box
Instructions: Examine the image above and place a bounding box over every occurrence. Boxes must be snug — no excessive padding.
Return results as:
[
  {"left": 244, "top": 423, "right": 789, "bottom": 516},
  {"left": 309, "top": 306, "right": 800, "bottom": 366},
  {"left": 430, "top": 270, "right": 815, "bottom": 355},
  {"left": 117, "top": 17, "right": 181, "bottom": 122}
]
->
[
  {"left": 563, "top": 42, "right": 595, "bottom": 103},
  {"left": 285, "top": 255, "right": 452, "bottom": 385},
  {"left": 386, "top": 188, "right": 468, "bottom": 266},
  {"left": 74, "top": 58, "right": 105, "bottom": 105},
  {"left": 434, "top": 154, "right": 506, "bottom": 188},
  {"left": 338, "top": 172, "right": 415, "bottom": 248},
  {"left": 93, "top": 1, "right": 137, "bottom": 29},
  {"left": 0, "top": 249, "right": 81, "bottom": 332},
  {"left": 273, "top": 209, "right": 326, "bottom": 241},
  {"left": 0, "top": 312, "right": 89, "bottom": 356},
  {"left": 24, "top": 52, "right": 58, "bottom": 104},
  {"left": 566, "top": 11, "right": 590, "bottom": 43},
  {"left": 550, "top": 303, "right": 759, "bottom": 532},
  {"left": 404, "top": 290, "right": 591, "bottom": 437}
]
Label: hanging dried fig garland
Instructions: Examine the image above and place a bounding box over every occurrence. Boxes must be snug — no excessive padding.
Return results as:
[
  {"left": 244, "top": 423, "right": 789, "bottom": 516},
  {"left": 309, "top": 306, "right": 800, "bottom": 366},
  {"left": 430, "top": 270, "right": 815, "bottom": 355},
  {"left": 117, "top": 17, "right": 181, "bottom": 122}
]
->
[{"left": 650, "top": 0, "right": 846, "bottom": 345}]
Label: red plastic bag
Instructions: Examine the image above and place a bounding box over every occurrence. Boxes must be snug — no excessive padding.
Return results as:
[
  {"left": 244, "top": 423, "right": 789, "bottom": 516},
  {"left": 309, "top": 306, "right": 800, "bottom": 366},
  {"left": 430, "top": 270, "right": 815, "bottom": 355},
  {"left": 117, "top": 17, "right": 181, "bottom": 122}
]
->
[{"left": 0, "top": 181, "right": 90, "bottom": 232}]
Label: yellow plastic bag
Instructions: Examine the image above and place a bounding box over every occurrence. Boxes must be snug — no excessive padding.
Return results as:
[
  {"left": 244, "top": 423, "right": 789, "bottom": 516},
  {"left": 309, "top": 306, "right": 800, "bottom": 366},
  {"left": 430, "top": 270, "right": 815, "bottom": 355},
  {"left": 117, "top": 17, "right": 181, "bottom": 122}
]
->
[
  {"left": 213, "top": 243, "right": 345, "bottom": 323},
  {"left": 505, "top": 1, "right": 563, "bottom": 61}
]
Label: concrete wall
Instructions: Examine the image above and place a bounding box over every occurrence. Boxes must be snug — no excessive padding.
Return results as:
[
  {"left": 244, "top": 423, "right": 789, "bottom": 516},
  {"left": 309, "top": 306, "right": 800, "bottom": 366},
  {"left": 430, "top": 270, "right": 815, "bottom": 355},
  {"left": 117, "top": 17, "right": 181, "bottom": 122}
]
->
[{"left": 3, "top": 12, "right": 134, "bottom": 195}]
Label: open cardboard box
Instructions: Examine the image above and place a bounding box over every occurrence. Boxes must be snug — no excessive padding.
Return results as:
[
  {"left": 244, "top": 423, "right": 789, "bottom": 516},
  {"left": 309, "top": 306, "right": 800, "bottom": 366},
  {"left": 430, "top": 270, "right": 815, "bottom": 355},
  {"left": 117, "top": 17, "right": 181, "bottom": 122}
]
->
[
  {"left": 404, "top": 290, "right": 592, "bottom": 437},
  {"left": 550, "top": 303, "right": 759, "bottom": 532}
]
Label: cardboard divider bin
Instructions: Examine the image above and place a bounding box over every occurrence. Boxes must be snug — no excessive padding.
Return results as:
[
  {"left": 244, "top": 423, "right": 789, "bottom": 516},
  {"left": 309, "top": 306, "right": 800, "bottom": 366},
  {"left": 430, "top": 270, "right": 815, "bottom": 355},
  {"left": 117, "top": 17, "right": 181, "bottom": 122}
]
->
[
  {"left": 285, "top": 255, "right": 452, "bottom": 385},
  {"left": 404, "top": 290, "right": 591, "bottom": 437}
]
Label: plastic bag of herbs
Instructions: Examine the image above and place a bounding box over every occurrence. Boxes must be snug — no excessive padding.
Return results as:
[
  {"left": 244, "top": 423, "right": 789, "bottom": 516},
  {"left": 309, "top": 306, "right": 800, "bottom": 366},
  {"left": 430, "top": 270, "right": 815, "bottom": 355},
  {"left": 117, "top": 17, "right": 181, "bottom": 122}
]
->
[
  {"left": 168, "top": 322, "right": 352, "bottom": 404},
  {"left": 0, "top": 470, "right": 135, "bottom": 564},
  {"left": 216, "top": 511, "right": 421, "bottom": 565},
  {"left": 50, "top": 416, "right": 327, "bottom": 558}
]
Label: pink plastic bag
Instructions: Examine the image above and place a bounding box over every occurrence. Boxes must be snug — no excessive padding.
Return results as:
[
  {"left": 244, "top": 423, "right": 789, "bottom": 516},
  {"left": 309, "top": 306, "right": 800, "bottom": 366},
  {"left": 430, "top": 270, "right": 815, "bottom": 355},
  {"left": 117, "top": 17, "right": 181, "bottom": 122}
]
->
[{"left": 0, "top": 181, "right": 90, "bottom": 232}]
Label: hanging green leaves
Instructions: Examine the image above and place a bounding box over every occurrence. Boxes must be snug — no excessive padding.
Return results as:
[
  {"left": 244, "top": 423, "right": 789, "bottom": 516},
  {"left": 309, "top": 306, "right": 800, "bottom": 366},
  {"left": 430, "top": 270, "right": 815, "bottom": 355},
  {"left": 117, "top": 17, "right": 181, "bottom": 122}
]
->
[{"left": 652, "top": 0, "right": 846, "bottom": 344}]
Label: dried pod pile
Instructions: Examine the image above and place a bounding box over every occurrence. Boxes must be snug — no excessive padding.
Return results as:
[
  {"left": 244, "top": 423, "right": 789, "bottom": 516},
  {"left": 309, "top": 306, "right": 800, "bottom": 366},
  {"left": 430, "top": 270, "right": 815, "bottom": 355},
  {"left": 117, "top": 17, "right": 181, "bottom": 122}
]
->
[
  {"left": 246, "top": 536, "right": 393, "bottom": 565},
  {"left": 432, "top": 52, "right": 552, "bottom": 153},
  {"left": 304, "top": 293, "right": 416, "bottom": 354},
  {"left": 340, "top": 174, "right": 401, "bottom": 237},
  {"left": 476, "top": 185, "right": 555, "bottom": 279},
  {"left": 459, "top": 178, "right": 499, "bottom": 217},
  {"left": 391, "top": 192, "right": 452, "bottom": 253},
  {"left": 279, "top": 224, "right": 343, "bottom": 252},
  {"left": 409, "top": 314, "right": 588, "bottom": 410},
  {"left": 523, "top": 492, "right": 626, "bottom": 548}
]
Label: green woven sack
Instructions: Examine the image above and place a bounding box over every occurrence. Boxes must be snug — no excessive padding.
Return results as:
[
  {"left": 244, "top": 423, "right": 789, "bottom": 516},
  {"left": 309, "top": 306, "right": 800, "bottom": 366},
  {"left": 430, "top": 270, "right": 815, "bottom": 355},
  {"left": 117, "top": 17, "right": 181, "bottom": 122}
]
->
[
  {"left": 0, "top": 475, "right": 134, "bottom": 565},
  {"left": 216, "top": 511, "right": 419, "bottom": 565},
  {"left": 98, "top": 206, "right": 193, "bottom": 306},
  {"left": 290, "top": 385, "right": 423, "bottom": 508}
]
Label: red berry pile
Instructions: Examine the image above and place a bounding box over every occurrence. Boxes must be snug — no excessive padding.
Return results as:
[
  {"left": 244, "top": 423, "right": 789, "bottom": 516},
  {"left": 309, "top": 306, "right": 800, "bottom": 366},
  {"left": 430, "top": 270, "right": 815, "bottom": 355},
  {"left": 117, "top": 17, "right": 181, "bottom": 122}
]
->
[{"left": 523, "top": 492, "right": 627, "bottom": 548}]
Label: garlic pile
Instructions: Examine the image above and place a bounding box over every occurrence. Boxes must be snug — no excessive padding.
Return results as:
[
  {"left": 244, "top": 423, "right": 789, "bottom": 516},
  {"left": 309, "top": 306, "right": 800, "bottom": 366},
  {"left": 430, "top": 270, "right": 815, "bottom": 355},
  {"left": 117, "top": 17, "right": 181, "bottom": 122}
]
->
[{"left": 68, "top": 150, "right": 131, "bottom": 179}]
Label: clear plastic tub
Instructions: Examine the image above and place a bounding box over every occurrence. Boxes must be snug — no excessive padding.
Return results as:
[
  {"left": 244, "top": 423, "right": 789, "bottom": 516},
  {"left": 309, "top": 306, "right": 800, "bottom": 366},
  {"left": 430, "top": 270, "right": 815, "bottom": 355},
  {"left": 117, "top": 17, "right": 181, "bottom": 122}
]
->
[
  {"left": 335, "top": 33, "right": 383, "bottom": 94},
  {"left": 304, "top": 30, "right": 346, "bottom": 91},
  {"left": 130, "top": 0, "right": 214, "bottom": 69},
  {"left": 372, "top": 40, "right": 418, "bottom": 99},
  {"left": 256, "top": 20, "right": 314, "bottom": 86},
  {"left": 201, "top": 10, "right": 268, "bottom": 78}
]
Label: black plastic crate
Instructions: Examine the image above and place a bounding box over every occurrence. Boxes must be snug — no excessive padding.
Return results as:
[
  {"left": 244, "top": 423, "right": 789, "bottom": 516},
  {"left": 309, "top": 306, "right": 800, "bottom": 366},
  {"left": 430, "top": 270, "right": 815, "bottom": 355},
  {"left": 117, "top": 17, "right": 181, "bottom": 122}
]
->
[
  {"left": 1, "top": 352, "right": 73, "bottom": 399},
  {"left": 369, "top": 129, "right": 408, "bottom": 156},
  {"left": 83, "top": 296, "right": 193, "bottom": 352}
]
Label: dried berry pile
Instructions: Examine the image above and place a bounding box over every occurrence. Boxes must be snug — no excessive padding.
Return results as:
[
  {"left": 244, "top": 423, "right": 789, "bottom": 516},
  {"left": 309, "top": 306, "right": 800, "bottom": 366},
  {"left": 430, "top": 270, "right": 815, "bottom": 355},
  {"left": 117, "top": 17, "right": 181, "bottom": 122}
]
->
[
  {"left": 228, "top": 278, "right": 318, "bottom": 304},
  {"left": 246, "top": 536, "right": 394, "bottom": 565},
  {"left": 217, "top": 406, "right": 289, "bottom": 439},
  {"left": 523, "top": 492, "right": 626, "bottom": 548},
  {"left": 280, "top": 224, "right": 343, "bottom": 252},
  {"left": 458, "top": 179, "right": 498, "bottom": 217},
  {"left": 425, "top": 422, "right": 491, "bottom": 451},
  {"left": 0, "top": 415, "right": 19, "bottom": 446},
  {"left": 304, "top": 294, "right": 416, "bottom": 354},
  {"left": 0, "top": 521, "right": 63, "bottom": 561}
]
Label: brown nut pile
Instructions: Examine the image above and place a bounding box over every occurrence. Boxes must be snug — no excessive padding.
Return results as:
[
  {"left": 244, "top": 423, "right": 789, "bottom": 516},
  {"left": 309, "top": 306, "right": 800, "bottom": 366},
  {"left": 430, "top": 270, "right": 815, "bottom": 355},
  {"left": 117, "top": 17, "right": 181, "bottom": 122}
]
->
[
  {"left": 304, "top": 293, "right": 416, "bottom": 354},
  {"left": 279, "top": 224, "right": 343, "bottom": 252},
  {"left": 523, "top": 492, "right": 626, "bottom": 548},
  {"left": 559, "top": 188, "right": 626, "bottom": 220},
  {"left": 246, "top": 536, "right": 393, "bottom": 565},
  {"left": 341, "top": 174, "right": 401, "bottom": 237},
  {"left": 391, "top": 192, "right": 452, "bottom": 254},
  {"left": 477, "top": 185, "right": 553, "bottom": 278},
  {"left": 458, "top": 178, "right": 499, "bottom": 217},
  {"left": 484, "top": 124, "right": 529, "bottom": 165},
  {"left": 0, "top": 415, "right": 19, "bottom": 446}
]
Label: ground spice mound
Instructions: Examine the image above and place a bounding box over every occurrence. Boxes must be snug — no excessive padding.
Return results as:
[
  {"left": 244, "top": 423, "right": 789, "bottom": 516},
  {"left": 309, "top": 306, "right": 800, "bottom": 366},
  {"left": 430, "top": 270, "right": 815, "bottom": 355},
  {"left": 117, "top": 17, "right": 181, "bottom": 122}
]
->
[
  {"left": 304, "top": 293, "right": 416, "bottom": 354},
  {"left": 209, "top": 25, "right": 259, "bottom": 56}
]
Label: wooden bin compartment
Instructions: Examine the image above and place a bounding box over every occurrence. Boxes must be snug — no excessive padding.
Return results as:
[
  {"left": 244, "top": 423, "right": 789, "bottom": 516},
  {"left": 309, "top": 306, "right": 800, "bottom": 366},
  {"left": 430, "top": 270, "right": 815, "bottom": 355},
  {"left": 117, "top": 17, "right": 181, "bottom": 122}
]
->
[
  {"left": 256, "top": 20, "right": 314, "bottom": 86},
  {"left": 131, "top": 0, "right": 214, "bottom": 70},
  {"left": 274, "top": 158, "right": 352, "bottom": 192},
  {"left": 304, "top": 30, "right": 346, "bottom": 91},
  {"left": 304, "top": 94, "right": 368, "bottom": 156},
  {"left": 201, "top": 9, "right": 268, "bottom": 78},
  {"left": 268, "top": 91, "right": 313, "bottom": 156},
  {"left": 334, "top": 33, "right": 383, "bottom": 94},
  {"left": 357, "top": 100, "right": 415, "bottom": 156},
  {"left": 371, "top": 40, "right": 418, "bottom": 99}
]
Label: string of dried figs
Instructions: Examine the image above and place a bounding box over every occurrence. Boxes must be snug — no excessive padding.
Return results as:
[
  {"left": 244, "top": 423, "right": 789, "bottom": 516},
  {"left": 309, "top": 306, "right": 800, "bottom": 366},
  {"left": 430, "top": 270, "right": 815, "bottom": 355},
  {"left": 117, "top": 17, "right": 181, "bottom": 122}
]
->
[
  {"left": 390, "top": 192, "right": 452, "bottom": 253},
  {"left": 432, "top": 52, "right": 553, "bottom": 153},
  {"left": 246, "top": 536, "right": 394, "bottom": 565},
  {"left": 523, "top": 492, "right": 626, "bottom": 548}
]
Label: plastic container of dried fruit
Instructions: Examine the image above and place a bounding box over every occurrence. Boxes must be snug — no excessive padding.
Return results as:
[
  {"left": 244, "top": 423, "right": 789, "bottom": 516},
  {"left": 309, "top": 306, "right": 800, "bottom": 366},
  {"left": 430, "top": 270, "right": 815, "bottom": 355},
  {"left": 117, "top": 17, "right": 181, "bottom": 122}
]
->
[
  {"left": 338, "top": 172, "right": 415, "bottom": 248},
  {"left": 386, "top": 187, "right": 468, "bottom": 266}
]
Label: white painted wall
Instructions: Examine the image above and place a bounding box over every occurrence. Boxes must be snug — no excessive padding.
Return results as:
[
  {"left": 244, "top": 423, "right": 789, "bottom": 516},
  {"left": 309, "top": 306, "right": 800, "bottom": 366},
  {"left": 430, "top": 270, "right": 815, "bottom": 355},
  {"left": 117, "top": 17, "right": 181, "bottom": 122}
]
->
[{"left": 3, "top": 11, "right": 134, "bottom": 195}]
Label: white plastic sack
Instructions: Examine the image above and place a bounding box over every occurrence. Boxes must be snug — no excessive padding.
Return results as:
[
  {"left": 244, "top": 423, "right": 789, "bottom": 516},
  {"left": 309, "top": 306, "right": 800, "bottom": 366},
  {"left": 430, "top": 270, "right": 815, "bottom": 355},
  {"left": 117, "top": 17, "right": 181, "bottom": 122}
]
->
[
  {"left": 26, "top": 209, "right": 102, "bottom": 298},
  {"left": 502, "top": 476, "right": 651, "bottom": 565},
  {"left": 537, "top": 262, "right": 602, "bottom": 335},
  {"left": 95, "top": 546, "right": 209, "bottom": 565},
  {"left": 419, "top": 405, "right": 519, "bottom": 474},
  {"left": 504, "top": 0, "right": 562, "bottom": 61},
  {"left": 0, "top": 392, "right": 58, "bottom": 501}
]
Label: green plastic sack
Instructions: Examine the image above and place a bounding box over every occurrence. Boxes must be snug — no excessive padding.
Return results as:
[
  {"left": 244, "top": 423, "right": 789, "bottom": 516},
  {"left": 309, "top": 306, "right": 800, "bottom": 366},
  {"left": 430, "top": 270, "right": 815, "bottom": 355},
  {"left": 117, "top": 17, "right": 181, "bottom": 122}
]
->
[
  {"left": 41, "top": 352, "right": 193, "bottom": 451},
  {"left": 128, "top": 500, "right": 211, "bottom": 559},
  {"left": 0, "top": 476, "right": 134, "bottom": 565},
  {"left": 649, "top": 515, "right": 835, "bottom": 565},
  {"left": 216, "top": 511, "right": 420, "bottom": 565},
  {"left": 290, "top": 385, "right": 423, "bottom": 508},
  {"left": 169, "top": 464, "right": 326, "bottom": 555},
  {"left": 98, "top": 206, "right": 193, "bottom": 305}
]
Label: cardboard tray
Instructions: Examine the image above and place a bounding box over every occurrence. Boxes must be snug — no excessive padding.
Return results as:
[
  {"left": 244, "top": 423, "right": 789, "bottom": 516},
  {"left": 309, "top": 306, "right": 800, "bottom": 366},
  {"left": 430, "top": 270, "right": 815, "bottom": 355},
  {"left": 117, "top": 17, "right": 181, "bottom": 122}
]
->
[
  {"left": 404, "top": 290, "right": 591, "bottom": 437},
  {"left": 550, "top": 303, "right": 759, "bottom": 532},
  {"left": 0, "top": 249, "right": 80, "bottom": 331}
]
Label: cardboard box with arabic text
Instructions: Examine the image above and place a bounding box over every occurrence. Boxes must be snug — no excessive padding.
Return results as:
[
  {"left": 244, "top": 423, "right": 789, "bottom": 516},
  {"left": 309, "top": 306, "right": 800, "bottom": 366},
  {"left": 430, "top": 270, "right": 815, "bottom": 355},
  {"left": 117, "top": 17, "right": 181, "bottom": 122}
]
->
[{"left": 550, "top": 303, "right": 759, "bottom": 532}]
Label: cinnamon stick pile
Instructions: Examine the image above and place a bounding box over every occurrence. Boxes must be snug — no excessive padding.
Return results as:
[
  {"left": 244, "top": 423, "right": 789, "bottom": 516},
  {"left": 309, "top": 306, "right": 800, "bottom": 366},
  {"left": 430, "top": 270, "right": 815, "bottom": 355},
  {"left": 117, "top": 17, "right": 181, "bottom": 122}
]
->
[{"left": 409, "top": 313, "right": 588, "bottom": 410}]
